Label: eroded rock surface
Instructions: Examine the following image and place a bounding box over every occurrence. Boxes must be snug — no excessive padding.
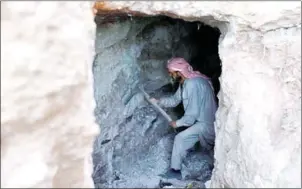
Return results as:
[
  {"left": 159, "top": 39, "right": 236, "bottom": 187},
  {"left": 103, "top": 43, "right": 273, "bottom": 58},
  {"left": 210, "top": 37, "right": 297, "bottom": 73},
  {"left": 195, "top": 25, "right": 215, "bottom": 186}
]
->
[{"left": 1, "top": 1, "right": 98, "bottom": 188}]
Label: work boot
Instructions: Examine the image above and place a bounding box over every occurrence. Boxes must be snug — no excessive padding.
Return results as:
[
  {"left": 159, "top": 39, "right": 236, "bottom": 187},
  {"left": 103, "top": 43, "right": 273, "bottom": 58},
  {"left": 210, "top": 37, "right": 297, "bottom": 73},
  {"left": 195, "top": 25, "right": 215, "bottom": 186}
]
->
[{"left": 159, "top": 169, "right": 182, "bottom": 180}]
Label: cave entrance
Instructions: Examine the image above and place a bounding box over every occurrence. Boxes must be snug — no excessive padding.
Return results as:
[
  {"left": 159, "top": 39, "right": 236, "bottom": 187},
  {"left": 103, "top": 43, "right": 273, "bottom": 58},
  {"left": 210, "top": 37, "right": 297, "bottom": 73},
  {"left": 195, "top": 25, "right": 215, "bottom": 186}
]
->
[{"left": 93, "top": 14, "right": 222, "bottom": 188}]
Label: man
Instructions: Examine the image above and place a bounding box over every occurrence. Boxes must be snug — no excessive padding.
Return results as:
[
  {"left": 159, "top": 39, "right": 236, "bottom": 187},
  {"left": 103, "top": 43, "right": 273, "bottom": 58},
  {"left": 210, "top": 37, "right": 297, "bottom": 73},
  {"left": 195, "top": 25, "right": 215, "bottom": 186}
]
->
[{"left": 151, "top": 57, "right": 217, "bottom": 180}]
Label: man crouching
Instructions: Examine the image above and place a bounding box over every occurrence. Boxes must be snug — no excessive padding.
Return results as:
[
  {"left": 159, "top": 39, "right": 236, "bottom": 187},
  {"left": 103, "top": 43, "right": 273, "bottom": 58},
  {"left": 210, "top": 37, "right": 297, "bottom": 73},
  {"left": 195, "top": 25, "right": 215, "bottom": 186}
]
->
[{"left": 151, "top": 57, "right": 217, "bottom": 180}]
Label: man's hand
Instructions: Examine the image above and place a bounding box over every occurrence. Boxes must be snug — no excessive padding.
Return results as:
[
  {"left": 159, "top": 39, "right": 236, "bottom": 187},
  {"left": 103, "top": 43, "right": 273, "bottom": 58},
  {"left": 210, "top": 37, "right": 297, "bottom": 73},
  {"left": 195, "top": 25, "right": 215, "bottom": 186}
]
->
[
  {"left": 169, "top": 121, "right": 177, "bottom": 128},
  {"left": 150, "top": 98, "right": 158, "bottom": 104}
]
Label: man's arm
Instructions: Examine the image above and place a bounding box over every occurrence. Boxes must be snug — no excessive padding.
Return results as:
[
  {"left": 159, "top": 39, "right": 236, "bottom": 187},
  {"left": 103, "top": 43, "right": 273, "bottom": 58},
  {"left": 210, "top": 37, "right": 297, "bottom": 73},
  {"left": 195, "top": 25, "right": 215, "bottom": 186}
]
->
[
  {"left": 175, "top": 81, "right": 200, "bottom": 127},
  {"left": 156, "top": 86, "right": 182, "bottom": 108}
]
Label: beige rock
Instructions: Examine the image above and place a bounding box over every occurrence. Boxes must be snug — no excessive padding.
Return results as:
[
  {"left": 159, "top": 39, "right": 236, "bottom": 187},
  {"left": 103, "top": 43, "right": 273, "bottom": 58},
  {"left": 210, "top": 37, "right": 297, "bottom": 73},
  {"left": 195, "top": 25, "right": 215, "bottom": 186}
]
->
[
  {"left": 1, "top": 1, "right": 98, "bottom": 188},
  {"left": 1, "top": 1, "right": 301, "bottom": 188}
]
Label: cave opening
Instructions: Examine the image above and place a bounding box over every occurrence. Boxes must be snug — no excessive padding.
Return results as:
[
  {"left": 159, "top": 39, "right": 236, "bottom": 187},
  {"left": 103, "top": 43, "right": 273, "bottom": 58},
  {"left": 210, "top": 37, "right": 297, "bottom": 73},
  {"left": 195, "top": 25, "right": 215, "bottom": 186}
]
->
[{"left": 92, "top": 14, "right": 222, "bottom": 188}]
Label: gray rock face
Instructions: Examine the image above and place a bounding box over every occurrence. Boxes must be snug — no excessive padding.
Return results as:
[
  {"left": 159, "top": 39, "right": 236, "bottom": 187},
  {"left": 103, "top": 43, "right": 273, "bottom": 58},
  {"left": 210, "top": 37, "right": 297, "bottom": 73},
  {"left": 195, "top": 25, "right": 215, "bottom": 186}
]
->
[
  {"left": 181, "top": 150, "right": 214, "bottom": 182},
  {"left": 92, "top": 88, "right": 177, "bottom": 188},
  {"left": 92, "top": 16, "right": 218, "bottom": 188}
]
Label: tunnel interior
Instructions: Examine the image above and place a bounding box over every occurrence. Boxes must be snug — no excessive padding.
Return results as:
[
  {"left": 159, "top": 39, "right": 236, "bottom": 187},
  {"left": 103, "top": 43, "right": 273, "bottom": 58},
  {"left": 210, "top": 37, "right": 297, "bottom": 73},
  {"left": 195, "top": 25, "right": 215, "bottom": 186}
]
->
[{"left": 92, "top": 14, "right": 222, "bottom": 188}]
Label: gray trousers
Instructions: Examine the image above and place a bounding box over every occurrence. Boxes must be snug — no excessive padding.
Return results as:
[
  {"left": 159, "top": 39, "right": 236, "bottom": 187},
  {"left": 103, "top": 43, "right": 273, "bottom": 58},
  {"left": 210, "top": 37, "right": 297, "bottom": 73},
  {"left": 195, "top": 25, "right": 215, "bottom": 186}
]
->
[{"left": 171, "top": 122, "right": 215, "bottom": 170}]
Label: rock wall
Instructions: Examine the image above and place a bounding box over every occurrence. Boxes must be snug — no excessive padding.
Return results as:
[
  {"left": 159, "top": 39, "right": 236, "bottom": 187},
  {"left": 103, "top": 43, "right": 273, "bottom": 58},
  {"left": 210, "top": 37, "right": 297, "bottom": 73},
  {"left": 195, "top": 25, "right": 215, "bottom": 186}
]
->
[
  {"left": 94, "top": 1, "right": 301, "bottom": 188},
  {"left": 1, "top": 1, "right": 98, "bottom": 188},
  {"left": 214, "top": 20, "right": 301, "bottom": 188}
]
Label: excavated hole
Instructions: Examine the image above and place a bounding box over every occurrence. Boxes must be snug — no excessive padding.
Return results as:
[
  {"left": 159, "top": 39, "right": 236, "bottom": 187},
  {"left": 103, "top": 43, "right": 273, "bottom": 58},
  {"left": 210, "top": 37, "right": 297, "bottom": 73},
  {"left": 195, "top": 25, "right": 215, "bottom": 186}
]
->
[{"left": 92, "top": 14, "right": 222, "bottom": 188}]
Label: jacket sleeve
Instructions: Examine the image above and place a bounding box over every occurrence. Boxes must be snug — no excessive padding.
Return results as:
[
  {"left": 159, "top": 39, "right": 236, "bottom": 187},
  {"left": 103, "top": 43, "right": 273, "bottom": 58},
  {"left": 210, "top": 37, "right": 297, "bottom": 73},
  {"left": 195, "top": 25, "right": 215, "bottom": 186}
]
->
[
  {"left": 157, "top": 86, "right": 182, "bottom": 108},
  {"left": 175, "top": 81, "right": 200, "bottom": 127}
]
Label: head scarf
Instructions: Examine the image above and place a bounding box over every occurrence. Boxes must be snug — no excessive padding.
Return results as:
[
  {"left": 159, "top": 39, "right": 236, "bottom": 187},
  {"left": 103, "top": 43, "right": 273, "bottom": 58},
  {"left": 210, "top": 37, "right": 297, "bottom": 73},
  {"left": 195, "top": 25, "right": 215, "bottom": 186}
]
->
[
  {"left": 167, "top": 57, "right": 214, "bottom": 91},
  {"left": 167, "top": 57, "right": 209, "bottom": 80}
]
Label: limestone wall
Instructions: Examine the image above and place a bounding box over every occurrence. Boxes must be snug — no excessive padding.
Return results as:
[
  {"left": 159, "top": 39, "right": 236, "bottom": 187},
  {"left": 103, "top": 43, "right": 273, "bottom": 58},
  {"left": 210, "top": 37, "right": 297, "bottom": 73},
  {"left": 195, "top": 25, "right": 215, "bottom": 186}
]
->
[{"left": 1, "top": 1, "right": 98, "bottom": 188}]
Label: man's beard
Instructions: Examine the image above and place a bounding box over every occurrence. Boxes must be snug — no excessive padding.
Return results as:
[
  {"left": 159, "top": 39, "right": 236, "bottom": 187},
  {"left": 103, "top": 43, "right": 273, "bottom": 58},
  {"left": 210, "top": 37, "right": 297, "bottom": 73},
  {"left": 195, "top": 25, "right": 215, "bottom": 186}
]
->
[{"left": 170, "top": 75, "right": 181, "bottom": 86}]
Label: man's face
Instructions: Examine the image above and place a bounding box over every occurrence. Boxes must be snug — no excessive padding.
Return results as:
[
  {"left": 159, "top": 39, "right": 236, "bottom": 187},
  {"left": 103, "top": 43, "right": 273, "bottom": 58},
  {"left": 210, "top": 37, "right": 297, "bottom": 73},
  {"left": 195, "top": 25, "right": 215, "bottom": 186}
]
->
[
  {"left": 169, "top": 71, "right": 181, "bottom": 84},
  {"left": 169, "top": 71, "right": 178, "bottom": 79}
]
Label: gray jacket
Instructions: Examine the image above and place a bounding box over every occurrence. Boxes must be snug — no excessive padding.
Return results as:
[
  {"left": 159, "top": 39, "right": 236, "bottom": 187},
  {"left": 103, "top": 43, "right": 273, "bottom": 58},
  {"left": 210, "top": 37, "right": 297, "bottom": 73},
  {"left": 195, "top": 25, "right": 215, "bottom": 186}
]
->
[{"left": 158, "top": 77, "right": 217, "bottom": 127}]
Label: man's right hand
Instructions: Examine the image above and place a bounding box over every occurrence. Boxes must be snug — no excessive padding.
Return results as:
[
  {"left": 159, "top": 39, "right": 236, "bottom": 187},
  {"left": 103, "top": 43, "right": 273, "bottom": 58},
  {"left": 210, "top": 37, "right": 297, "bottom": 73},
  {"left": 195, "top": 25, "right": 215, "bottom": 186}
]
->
[{"left": 150, "top": 98, "right": 159, "bottom": 104}]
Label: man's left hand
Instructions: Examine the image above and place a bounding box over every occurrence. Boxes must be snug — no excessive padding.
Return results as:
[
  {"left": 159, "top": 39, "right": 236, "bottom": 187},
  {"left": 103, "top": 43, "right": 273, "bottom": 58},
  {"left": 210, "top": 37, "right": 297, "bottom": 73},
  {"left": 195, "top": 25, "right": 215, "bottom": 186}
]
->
[{"left": 169, "top": 121, "right": 177, "bottom": 128}]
